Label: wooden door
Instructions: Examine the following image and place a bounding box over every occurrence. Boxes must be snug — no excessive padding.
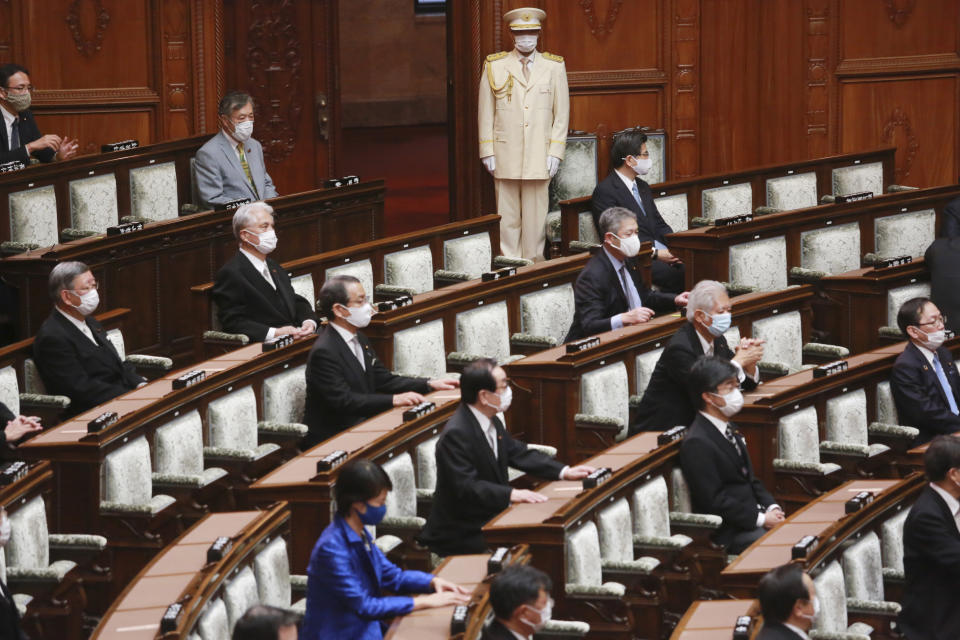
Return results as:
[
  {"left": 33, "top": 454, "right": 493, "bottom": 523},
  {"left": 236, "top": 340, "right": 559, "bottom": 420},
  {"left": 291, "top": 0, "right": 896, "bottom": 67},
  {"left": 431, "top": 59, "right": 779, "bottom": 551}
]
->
[{"left": 223, "top": 0, "right": 340, "bottom": 195}]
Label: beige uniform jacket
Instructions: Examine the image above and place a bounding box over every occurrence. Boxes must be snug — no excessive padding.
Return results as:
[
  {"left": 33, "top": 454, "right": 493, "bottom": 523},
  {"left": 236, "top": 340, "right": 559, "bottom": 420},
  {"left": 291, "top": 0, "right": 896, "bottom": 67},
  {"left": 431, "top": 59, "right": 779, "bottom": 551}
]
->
[{"left": 478, "top": 49, "right": 569, "bottom": 180}]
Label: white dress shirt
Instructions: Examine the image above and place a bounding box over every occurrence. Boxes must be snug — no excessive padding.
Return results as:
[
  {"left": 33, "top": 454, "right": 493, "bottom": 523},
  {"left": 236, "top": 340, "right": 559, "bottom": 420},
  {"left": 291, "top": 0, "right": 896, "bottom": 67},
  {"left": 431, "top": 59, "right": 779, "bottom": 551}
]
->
[
  {"left": 56, "top": 307, "right": 97, "bottom": 346},
  {"left": 603, "top": 247, "right": 644, "bottom": 330},
  {"left": 331, "top": 323, "right": 365, "bottom": 371},
  {"left": 239, "top": 248, "right": 316, "bottom": 340},
  {"left": 694, "top": 327, "right": 758, "bottom": 384},
  {"left": 468, "top": 403, "right": 569, "bottom": 479},
  {"left": 614, "top": 167, "right": 668, "bottom": 251},
  {"left": 930, "top": 482, "right": 960, "bottom": 534},
  {"left": 1, "top": 105, "right": 16, "bottom": 153}
]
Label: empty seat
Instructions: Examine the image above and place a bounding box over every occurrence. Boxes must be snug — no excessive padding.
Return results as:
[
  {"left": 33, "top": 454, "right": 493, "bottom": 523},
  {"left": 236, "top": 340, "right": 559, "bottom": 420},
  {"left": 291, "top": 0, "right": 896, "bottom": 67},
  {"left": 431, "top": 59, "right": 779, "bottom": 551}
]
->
[
  {"left": 870, "top": 380, "right": 919, "bottom": 441},
  {"left": 204, "top": 387, "right": 282, "bottom": 461},
  {"left": 0, "top": 366, "right": 19, "bottom": 416},
  {"left": 0, "top": 549, "right": 31, "bottom": 618},
  {"left": 832, "top": 162, "right": 883, "bottom": 197},
  {"left": 383, "top": 245, "right": 434, "bottom": 295},
  {"left": 766, "top": 172, "right": 818, "bottom": 211},
  {"left": 6, "top": 496, "right": 78, "bottom": 584},
  {"left": 841, "top": 531, "right": 901, "bottom": 615},
  {"left": 630, "top": 477, "right": 693, "bottom": 549},
  {"left": 439, "top": 232, "right": 492, "bottom": 280},
  {"left": 223, "top": 566, "right": 260, "bottom": 632},
  {"left": 564, "top": 520, "right": 626, "bottom": 597},
  {"left": 874, "top": 209, "right": 935, "bottom": 259},
  {"left": 289, "top": 274, "right": 315, "bottom": 311},
  {"left": 701, "top": 183, "right": 752, "bottom": 221},
  {"left": 821, "top": 389, "right": 890, "bottom": 457},
  {"left": 5, "top": 185, "right": 58, "bottom": 252},
  {"left": 101, "top": 437, "right": 176, "bottom": 514},
  {"left": 577, "top": 362, "right": 630, "bottom": 441},
  {"left": 728, "top": 236, "right": 788, "bottom": 292},
  {"left": 67, "top": 173, "right": 119, "bottom": 237},
  {"left": 774, "top": 406, "right": 842, "bottom": 475},
  {"left": 653, "top": 194, "right": 688, "bottom": 232},
  {"left": 512, "top": 284, "right": 576, "bottom": 348},
  {"left": 451, "top": 301, "right": 516, "bottom": 364},
  {"left": 634, "top": 347, "right": 664, "bottom": 398},
  {"left": 879, "top": 507, "right": 909, "bottom": 580},
  {"left": 153, "top": 410, "right": 228, "bottom": 488},
  {"left": 596, "top": 498, "right": 661, "bottom": 572},
  {"left": 812, "top": 560, "right": 874, "bottom": 638},
  {"left": 393, "top": 320, "right": 447, "bottom": 379},
  {"left": 381, "top": 452, "right": 426, "bottom": 530},
  {"left": 797, "top": 223, "right": 861, "bottom": 277},
  {"left": 325, "top": 260, "right": 374, "bottom": 299},
  {"left": 261, "top": 365, "right": 309, "bottom": 426},
  {"left": 549, "top": 134, "right": 599, "bottom": 211},
  {"left": 752, "top": 310, "right": 848, "bottom": 375},
  {"left": 129, "top": 161, "right": 179, "bottom": 222},
  {"left": 254, "top": 537, "right": 292, "bottom": 608},
  {"left": 195, "top": 598, "right": 229, "bottom": 640}
]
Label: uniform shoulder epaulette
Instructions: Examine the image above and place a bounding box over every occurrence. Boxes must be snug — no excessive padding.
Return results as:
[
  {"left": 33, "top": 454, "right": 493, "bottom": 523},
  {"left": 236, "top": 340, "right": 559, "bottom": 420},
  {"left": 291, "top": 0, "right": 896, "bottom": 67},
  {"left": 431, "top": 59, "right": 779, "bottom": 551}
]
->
[
  {"left": 486, "top": 51, "right": 509, "bottom": 62},
  {"left": 541, "top": 51, "right": 564, "bottom": 62}
]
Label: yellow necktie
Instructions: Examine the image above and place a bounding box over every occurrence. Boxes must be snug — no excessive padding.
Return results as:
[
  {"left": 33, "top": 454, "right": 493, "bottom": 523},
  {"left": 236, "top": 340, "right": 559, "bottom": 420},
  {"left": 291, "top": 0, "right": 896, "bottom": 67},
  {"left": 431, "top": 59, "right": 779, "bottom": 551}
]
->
[{"left": 237, "top": 143, "right": 259, "bottom": 197}]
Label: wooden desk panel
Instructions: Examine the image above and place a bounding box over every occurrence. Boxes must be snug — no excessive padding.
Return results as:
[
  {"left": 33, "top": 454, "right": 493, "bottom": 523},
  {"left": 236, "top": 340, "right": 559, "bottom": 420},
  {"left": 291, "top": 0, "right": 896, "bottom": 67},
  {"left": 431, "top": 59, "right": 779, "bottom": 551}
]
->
[{"left": 670, "top": 599, "right": 757, "bottom": 640}]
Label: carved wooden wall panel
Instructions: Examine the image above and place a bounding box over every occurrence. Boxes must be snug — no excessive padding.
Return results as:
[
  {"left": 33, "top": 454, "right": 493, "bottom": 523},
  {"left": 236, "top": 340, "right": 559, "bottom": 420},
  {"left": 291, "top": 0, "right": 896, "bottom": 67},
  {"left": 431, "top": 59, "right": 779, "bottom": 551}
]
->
[{"left": 838, "top": 0, "right": 959, "bottom": 65}]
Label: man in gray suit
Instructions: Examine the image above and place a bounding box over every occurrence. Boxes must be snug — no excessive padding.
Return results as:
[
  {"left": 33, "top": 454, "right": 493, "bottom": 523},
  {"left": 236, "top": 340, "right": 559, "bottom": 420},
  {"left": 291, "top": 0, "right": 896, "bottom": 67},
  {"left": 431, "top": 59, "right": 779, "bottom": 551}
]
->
[{"left": 195, "top": 91, "right": 278, "bottom": 208}]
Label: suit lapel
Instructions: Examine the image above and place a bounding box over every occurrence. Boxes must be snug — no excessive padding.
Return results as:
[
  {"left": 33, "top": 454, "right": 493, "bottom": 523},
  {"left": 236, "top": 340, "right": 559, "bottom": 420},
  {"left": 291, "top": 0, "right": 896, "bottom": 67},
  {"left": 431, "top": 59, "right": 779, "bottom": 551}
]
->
[
  {"left": 217, "top": 133, "right": 257, "bottom": 199},
  {"left": 266, "top": 259, "right": 296, "bottom": 318},
  {"left": 610, "top": 174, "right": 642, "bottom": 218},
  {"left": 935, "top": 348, "right": 960, "bottom": 408},
  {"left": 332, "top": 328, "right": 368, "bottom": 384},
  {"left": 682, "top": 322, "right": 707, "bottom": 356},
  {"left": 599, "top": 251, "right": 629, "bottom": 310},
  {"left": 462, "top": 406, "right": 504, "bottom": 482},
  {"left": 700, "top": 414, "right": 747, "bottom": 476},
  {"left": 237, "top": 254, "right": 281, "bottom": 305},
  {"left": 526, "top": 52, "right": 549, "bottom": 88},
  {"left": 909, "top": 343, "right": 953, "bottom": 408}
]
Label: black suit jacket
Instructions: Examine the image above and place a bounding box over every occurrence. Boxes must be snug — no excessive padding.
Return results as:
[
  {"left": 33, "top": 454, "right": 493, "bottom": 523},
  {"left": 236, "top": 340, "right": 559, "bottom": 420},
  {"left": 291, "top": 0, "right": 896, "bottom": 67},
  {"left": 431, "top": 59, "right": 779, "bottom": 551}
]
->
[
  {"left": 212, "top": 253, "right": 318, "bottom": 343},
  {"left": 756, "top": 622, "right": 805, "bottom": 640},
  {"left": 941, "top": 194, "right": 960, "bottom": 240},
  {"left": 303, "top": 326, "right": 430, "bottom": 447},
  {"left": 631, "top": 323, "right": 758, "bottom": 434},
  {"left": 899, "top": 485, "right": 960, "bottom": 640},
  {"left": 0, "top": 108, "right": 55, "bottom": 164},
  {"left": 0, "top": 401, "right": 15, "bottom": 455},
  {"left": 418, "top": 403, "right": 565, "bottom": 556},
  {"left": 890, "top": 342, "right": 960, "bottom": 445},
  {"left": 0, "top": 576, "right": 27, "bottom": 640},
  {"left": 481, "top": 619, "right": 525, "bottom": 640},
  {"left": 925, "top": 237, "right": 960, "bottom": 336},
  {"left": 565, "top": 248, "right": 677, "bottom": 342},
  {"left": 679, "top": 413, "right": 776, "bottom": 548},
  {"left": 32, "top": 312, "right": 143, "bottom": 417}
]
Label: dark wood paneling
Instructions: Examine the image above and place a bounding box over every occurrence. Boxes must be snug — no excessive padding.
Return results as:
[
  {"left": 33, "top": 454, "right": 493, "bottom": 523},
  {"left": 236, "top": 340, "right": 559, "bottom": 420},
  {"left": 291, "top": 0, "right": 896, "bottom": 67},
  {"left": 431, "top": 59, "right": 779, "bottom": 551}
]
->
[{"left": 839, "top": 0, "right": 960, "bottom": 63}]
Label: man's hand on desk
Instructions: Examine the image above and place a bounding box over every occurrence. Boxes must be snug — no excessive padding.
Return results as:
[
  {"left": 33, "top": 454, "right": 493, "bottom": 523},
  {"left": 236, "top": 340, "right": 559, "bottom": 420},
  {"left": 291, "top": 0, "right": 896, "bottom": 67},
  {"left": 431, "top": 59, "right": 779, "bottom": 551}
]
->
[
  {"left": 273, "top": 326, "right": 300, "bottom": 338},
  {"left": 510, "top": 489, "right": 548, "bottom": 504},
  {"left": 5, "top": 416, "right": 42, "bottom": 443},
  {"left": 431, "top": 576, "right": 470, "bottom": 596},
  {"left": 427, "top": 378, "right": 459, "bottom": 391},
  {"left": 393, "top": 391, "right": 426, "bottom": 407},
  {"left": 294, "top": 320, "right": 317, "bottom": 338},
  {"left": 560, "top": 465, "right": 596, "bottom": 481},
  {"left": 26, "top": 134, "right": 61, "bottom": 155},
  {"left": 763, "top": 507, "right": 785, "bottom": 529},
  {"left": 658, "top": 248, "right": 682, "bottom": 265},
  {"left": 620, "top": 307, "right": 655, "bottom": 326}
]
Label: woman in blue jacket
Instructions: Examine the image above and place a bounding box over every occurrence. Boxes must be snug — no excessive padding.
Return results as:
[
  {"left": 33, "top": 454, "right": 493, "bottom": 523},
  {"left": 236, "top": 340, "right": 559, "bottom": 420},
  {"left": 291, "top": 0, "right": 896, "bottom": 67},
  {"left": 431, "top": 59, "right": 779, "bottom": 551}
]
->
[{"left": 300, "top": 458, "right": 470, "bottom": 639}]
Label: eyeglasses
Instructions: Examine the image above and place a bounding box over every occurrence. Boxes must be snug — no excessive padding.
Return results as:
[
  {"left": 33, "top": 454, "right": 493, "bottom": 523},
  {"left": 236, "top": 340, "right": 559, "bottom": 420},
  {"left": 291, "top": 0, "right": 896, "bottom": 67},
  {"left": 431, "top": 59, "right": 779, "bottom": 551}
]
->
[
  {"left": 917, "top": 315, "right": 947, "bottom": 328},
  {"left": 4, "top": 85, "right": 34, "bottom": 94}
]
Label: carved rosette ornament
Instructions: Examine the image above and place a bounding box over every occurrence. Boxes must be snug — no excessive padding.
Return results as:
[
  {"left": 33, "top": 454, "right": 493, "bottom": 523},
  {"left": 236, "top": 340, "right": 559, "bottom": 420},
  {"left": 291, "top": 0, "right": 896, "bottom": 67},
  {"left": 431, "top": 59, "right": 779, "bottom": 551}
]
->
[
  {"left": 65, "top": 0, "right": 111, "bottom": 57},
  {"left": 883, "top": 0, "right": 916, "bottom": 28},
  {"left": 246, "top": 0, "right": 302, "bottom": 163},
  {"left": 881, "top": 108, "right": 918, "bottom": 182},
  {"left": 578, "top": 0, "right": 625, "bottom": 40}
]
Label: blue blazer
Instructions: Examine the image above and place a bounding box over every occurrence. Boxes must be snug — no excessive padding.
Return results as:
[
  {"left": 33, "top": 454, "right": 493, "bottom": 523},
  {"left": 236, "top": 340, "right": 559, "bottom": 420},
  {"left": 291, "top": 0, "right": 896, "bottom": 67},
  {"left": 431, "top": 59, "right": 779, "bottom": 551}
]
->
[{"left": 300, "top": 516, "right": 435, "bottom": 640}]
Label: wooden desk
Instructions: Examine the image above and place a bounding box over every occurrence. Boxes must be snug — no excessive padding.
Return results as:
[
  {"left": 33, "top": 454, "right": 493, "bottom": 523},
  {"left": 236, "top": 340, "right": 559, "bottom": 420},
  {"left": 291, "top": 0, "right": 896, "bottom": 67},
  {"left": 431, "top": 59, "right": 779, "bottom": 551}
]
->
[
  {"left": 1, "top": 180, "right": 385, "bottom": 364},
  {"left": 670, "top": 599, "right": 759, "bottom": 640}
]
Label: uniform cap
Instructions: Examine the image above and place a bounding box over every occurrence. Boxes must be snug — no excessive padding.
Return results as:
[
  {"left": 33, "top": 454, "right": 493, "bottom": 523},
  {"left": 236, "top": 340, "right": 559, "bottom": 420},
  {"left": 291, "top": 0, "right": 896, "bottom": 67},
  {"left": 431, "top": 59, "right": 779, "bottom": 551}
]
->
[{"left": 504, "top": 7, "right": 546, "bottom": 31}]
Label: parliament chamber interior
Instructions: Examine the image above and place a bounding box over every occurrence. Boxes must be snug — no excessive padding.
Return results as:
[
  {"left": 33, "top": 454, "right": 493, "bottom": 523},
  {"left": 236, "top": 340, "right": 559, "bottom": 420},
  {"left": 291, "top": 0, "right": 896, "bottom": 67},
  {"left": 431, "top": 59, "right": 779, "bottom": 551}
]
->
[{"left": 0, "top": 0, "right": 958, "bottom": 639}]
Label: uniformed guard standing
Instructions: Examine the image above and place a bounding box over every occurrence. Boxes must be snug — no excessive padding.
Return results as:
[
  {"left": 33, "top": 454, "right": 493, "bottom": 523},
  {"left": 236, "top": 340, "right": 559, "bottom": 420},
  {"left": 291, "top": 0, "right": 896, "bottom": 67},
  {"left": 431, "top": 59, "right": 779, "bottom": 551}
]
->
[{"left": 478, "top": 7, "right": 569, "bottom": 261}]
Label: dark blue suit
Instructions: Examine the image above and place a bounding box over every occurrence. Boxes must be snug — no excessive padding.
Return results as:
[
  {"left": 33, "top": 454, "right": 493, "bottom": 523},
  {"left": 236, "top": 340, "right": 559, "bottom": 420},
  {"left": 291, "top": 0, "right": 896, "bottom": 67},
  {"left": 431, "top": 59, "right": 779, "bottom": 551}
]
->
[
  {"left": 890, "top": 342, "right": 960, "bottom": 444},
  {"left": 300, "top": 515, "right": 435, "bottom": 640}
]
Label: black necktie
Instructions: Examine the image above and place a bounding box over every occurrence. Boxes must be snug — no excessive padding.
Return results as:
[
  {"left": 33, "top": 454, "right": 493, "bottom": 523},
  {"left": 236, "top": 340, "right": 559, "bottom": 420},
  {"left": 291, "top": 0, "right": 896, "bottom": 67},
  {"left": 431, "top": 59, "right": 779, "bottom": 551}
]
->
[
  {"left": 725, "top": 425, "right": 748, "bottom": 474},
  {"left": 9, "top": 119, "right": 19, "bottom": 151}
]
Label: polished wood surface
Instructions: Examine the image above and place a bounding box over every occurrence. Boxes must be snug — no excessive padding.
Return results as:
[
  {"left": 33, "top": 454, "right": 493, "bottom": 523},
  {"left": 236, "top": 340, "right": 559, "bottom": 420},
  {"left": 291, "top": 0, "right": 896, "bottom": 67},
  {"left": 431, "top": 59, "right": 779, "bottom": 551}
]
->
[{"left": 669, "top": 599, "right": 759, "bottom": 640}]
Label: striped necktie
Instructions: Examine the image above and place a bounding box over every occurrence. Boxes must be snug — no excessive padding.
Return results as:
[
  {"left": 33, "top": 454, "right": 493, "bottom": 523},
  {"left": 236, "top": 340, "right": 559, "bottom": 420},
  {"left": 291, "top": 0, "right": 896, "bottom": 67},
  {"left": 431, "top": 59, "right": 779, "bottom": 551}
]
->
[{"left": 236, "top": 143, "right": 259, "bottom": 197}]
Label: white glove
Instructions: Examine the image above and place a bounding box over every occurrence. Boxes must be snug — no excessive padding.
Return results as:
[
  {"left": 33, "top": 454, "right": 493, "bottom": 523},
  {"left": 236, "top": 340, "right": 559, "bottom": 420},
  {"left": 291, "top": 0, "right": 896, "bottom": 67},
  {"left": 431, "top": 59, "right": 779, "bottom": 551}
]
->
[
  {"left": 481, "top": 156, "right": 496, "bottom": 174},
  {"left": 547, "top": 156, "right": 561, "bottom": 178}
]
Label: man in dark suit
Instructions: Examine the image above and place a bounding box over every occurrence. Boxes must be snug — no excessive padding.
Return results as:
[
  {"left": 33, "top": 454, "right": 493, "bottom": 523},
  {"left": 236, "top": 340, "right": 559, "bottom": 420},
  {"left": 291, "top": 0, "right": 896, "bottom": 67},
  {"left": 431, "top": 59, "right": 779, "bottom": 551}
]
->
[
  {"left": 925, "top": 231, "right": 960, "bottom": 336},
  {"left": 680, "top": 356, "right": 784, "bottom": 553},
  {"left": 565, "top": 206, "right": 688, "bottom": 342},
  {"left": 0, "top": 402, "right": 41, "bottom": 457},
  {"left": 941, "top": 193, "right": 960, "bottom": 240},
  {"left": 756, "top": 563, "right": 818, "bottom": 640},
  {"left": 0, "top": 508, "right": 27, "bottom": 639},
  {"left": 33, "top": 262, "right": 146, "bottom": 417},
  {"left": 890, "top": 297, "right": 960, "bottom": 444},
  {"left": 212, "top": 201, "right": 318, "bottom": 342},
  {"left": 0, "top": 63, "right": 78, "bottom": 164},
  {"left": 418, "top": 358, "right": 594, "bottom": 556},
  {"left": 483, "top": 565, "right": 555, "bottom": 640},
  {"left": 591, "top": 128, "right": 684, "bottom": 292},
  {"left": 631, "top": 279, "right": 763, "bottom": 434},
  {"left": 899, "top": 435, "right": 960, "bottom": 639},
  {"left": 303, "top": 275, "right": 458, "bottom": 447}
]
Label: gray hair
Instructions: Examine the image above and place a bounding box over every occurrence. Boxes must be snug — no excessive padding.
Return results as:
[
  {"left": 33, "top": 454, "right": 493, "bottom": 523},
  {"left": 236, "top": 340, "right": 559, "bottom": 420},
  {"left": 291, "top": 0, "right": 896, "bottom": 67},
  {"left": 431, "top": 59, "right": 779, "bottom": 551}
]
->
[
  {"left": 686, "top": 279, "right": 726, "bottom": 322},
  {"left": 597, "top": 206, "right": 635, "bottom": 237},
  {"left": 217, "top": 90, "right": 253, "bottom": 116},
  {"left": 49, "top": 261, "right": 90, "bottom": 302},
  {"left": 232, "top": 201, "right": 274, "bottom": 241}
]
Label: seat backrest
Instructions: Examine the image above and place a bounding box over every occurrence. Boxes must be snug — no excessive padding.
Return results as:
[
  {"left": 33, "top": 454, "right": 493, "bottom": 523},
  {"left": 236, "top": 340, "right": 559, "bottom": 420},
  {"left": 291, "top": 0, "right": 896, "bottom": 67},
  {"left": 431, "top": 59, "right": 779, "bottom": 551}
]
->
[
  {"left": 519, "top": 284, "right": 575, "bottom": 344},
  {"left": 393, "top": 319, "right": 447, "bottom": 379},
  {"left": 6, "top": 495, "right": 49, "bottom": 570},
  {"left": 189, "top": 157, "right": 202, "bottom": 207},
  {"left": 129, "top": 161, "right": 179, "bottom": 222},
  {"left": 886, "top": 282, "right": 931, "bottom": 328},
  {"left": 254, "top": 537, "right": 292, "bottom": 608},
  {"left": 549, "top": 134, "right": 599, "bottom": 213},
  {"left": 876, "top": 380, "right": 899, "bottom": 424},
  {"left": 9, "top": 185, "right": 58, "bottom": 247},
  {"left": 766, "top": 172, "right": 818, "bottom": 211},
  {"left": 382, "top": 452, "right": 418, "bottom": 519},
  {"left": 813, "top": 560, "right": 848, "bottom": 633},
  {"left": 261, "top": 365, "right": 307, "bottom": 424},
  {"left": 841, "top": 531, "right": 884, "bottom": 601},
  {"left": 69, "top": 173, "right": 119, "bottom": 233},
  {"left": 207, "top": 386, "right": 258, "bottom": 452},
  {"left": 729, "top": 236, "right": 788, "bottom": 291},
  {"left": 701, "top": 183, "right": 752, "bottom": 220},
  {"left": 644, "top": 133, "right": 666, "bottom": 185},
  {"left": 724, "top": 325, "right": 742, "bottom": 347},
  {"left": 832, "top": 161, "right": 883, "bottom": 196},
  {"left": 580, "top": 362, "right": 629, "bottom": 439},
  {"left": 289, "top": 274, "right": 315, "bottom": 310},
  {"left": 102, "top": 436, "right": 155, "bottom": 506},
  {"left": 455, "top": 301, "right": 511, "bottom": 361},
  {"left": 596, "top": 497, "right": 634, "bottom": 563},
  {"left": 196, "top": 598, "right": 230, "bottom": 640},
  {"left": 634, "top": 347, "right": 664, "bottom": 397},
  {"left": 880, "top": 507, "right": 909, "bottom": 575},
  {"left": 578, "top": 211, "right": 600, "bottom": 245},
  {"left": 154, "top": 410, "right": 205, "bottom": 477},
  {"left": 825, "top": 389, "right": 868, "bottom": 446},
  {"left": 670, "top": 467, "right": 694, "bottom": 513},
  {"left": 565, "top": 520, "right": 602, "bottom": 587},
  {"left": 443, "top": 232, "right": 492, "bottom": 279},
  {"left": 875, "top": 209, "right": 935, "bottom": 259},
  {"left": 631, "top": 476, "right": 670, "bottom": 539},
  {"left": 752, "top": 310, "right": 803, "bottom": 372},
  {"left": 778, "top": 406, "right": 822, "bottom": 464},
  {"left": 325, "top": 259, "right": 374, "bottom": 300},
  {"left": 0, "top": 365, "right": 20, "bottom": 416},
  {"left": 105, "top": 328, "right": 126, "bottom": 360},
  {"left": 653, "top": 194, "right": 688, "bottom": 232},
  {"left": 384, "top": 245, "right": 434, "bottom": 294},
  {"left": 22, "top": 358, "right": 46, "bottom": 395},
  {"left": 800, "top": 223, "right": 861, "bottom": 275},
  {"left": 415, "top": 434, "right": 440, "bottom": 494},
  {"left": 223, "top": 566, "right": 260, "bottom": 633}
]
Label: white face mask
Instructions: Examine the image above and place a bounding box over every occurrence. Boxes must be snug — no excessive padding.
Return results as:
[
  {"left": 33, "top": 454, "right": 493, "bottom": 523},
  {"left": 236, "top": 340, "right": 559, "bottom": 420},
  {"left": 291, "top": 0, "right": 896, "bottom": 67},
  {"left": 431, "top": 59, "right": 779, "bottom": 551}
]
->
[
  {"left": 486, "top": 386, "right": 513, "bottom": 413},
  {"left": 232, "top": 119, "right": 254, "bottom": 142},
  {"left": 711, "top": 388, "right": 743, "bottom": 418},
  {"left": 631, "top": 156, "right": 653, "bottom": 176},
  {"left": 522, "top": 599, "right": 553, "bottom": 632},
  {"left": 705, "top": 312, "right": 732, "bottom": 337},
  {"left": 799, "top": 595, "right": 821, "bottom": 622},
  {"left": 613, "top": 232, "right": 641, "bottom": 258},
  {"left": 246, "top": 228, "right": 277, "bottom": 254},
  {"left": 70, "top": 288, "right": 100, "bottom": 316},
  {"left": 514, "top": 34, "right": 538, "bottom": 54},
  {"left": 0, "top": 512, "right": 9, "bottom": 547},
  {"left": 917, "top": 328, "right": 946, "bottom": 350},
  {"left": 341, "top": 302, "right": 374, "bottom": 329}
]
